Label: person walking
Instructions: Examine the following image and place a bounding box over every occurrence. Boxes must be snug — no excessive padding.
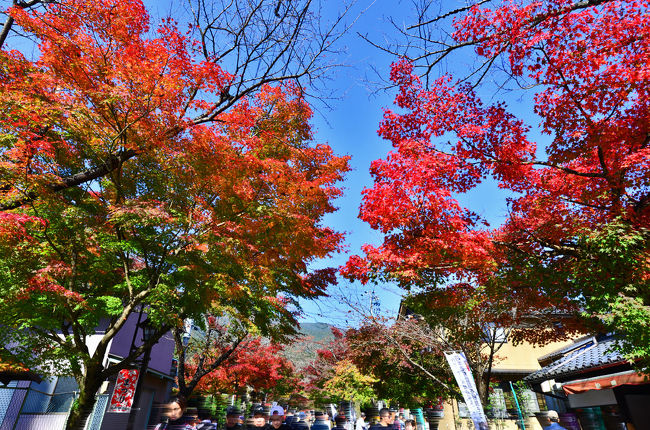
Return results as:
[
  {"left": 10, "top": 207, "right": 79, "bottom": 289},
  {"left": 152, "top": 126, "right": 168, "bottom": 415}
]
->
[
  {"left": 291, "top": 411, "right": 311, "bottom": 430},
  {"left": 332, "top": 414, "right": 347, "bottom": 430},
  {"left": 226, "top": 406, "right": 243, "bottom": 430},
  {"left": 546, "top": 411, "right": 567, "bottom": 430},
  {"left": 195, "top": 408, "right": 217, "bottom": 430},
  {"left": 355, "top": 412, "right": 367, "bottom": 430},
  {"left": 155, "top": 398, "right": 194, "bottom": 430},
  {"left": 391, "top": 411, "right": 403, "bottom": 430},
  {"left": 368, "top": 409, "right": 393, "bottom": 430},
  {"left": 250, "top": 405, "right": 269, "bottom": 430},
  {"left": 185, "top": 407, "right": 199, "bottom": 429},
  {"left": 285, "top": 410, "right": 297, "bottom": 428},
  {"left": 269, "top": 405, "right": 291, "bottom": 430},
  {"left": 312, "top": 411, "right": 331, "bottom": 430}
]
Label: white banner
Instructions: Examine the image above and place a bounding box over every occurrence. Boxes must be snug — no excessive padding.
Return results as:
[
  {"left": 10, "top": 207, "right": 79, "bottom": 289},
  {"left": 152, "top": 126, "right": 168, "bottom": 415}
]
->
[{"left": 444, "top": 351, "right": 488, "bottom": 430}]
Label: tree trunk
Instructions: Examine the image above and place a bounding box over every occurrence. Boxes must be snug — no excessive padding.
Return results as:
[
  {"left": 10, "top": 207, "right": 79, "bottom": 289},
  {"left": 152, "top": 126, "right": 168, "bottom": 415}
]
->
[
  {"left": 482, "top": 335, "right": 497, "bottom": 407},
  {"left": 65, "top": 366, "right": 103, "bottom": 430},
  {"left": 0, "top": 15, "right": 14, "bottom": 50}
]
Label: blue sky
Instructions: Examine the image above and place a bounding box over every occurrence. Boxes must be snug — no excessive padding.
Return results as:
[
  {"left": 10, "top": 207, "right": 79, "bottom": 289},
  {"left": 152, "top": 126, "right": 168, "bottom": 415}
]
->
[
  {"left": 296, "top": 1, "right": 517, "bottom": 326},
  {"left": 297, "top": 1, "right": 415, "bottom": 325}
]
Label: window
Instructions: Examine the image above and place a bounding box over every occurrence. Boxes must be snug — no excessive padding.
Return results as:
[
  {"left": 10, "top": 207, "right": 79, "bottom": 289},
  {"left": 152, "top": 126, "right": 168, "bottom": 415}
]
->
[
  {"left": 457, "top": 402, "right": 469, "bottom": 418},
  {"left": 22, "top": 377, "right": 77, "bottom": 413},
  {"left": 488, "top": 388, "right": 508, "bottom": 419},
  {"left": 23, "top": 378, "right": 56, "bottom": 413},
  {"left": 482, "top": 324, "right": 508, "bottom": 343}
]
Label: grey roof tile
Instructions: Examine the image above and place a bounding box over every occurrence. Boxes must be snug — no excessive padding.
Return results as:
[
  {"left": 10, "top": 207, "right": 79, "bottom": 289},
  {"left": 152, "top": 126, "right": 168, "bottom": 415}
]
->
[
  {"left": 524, "top": 337, "right": 625, "bottom": 383},
  {"left": 536, "top": 335, "right": 593, "bottom": 363}
]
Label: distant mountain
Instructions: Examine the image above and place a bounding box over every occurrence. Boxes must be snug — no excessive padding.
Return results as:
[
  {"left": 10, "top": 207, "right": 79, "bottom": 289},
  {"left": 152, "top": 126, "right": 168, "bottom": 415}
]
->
[
  {"left": 284, "top": 322, "right": 336, "bottom": 369},
  {"left": 299, "top": 322, "right": 336, "bottom": 343}
]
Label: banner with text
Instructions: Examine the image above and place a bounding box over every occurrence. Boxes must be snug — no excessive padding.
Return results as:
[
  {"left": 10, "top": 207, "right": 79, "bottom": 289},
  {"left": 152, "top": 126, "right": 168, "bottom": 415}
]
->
[
  {"left": 108, "top": 369, "right": 140, "bottom": 413},
  {"left": 444, "top": 351, "right": 488, "bottom": 430}
]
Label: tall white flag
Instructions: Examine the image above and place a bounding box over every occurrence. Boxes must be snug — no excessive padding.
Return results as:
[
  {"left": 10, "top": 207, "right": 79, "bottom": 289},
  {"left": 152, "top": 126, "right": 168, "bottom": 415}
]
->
[{"left": 444, "top": 351, "right": 488, "bottom": 430}]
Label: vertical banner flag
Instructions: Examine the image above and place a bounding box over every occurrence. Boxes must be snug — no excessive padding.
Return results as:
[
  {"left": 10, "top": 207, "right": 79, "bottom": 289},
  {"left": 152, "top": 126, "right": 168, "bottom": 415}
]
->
[
  {"left": 444, "top": 351, "right": 488, "bottom": 430},
  {"left": 108, "top": 369, "right": 140, "bottom": 413}
]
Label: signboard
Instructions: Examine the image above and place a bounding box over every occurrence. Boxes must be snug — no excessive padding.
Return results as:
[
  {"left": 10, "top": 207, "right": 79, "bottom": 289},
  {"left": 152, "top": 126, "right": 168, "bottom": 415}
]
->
[
  {"left": 107, "top": 369, "right": 140, "bottom": 413},
  {"left": 444, "top": 351, "right": 488, "bottom": 430}
]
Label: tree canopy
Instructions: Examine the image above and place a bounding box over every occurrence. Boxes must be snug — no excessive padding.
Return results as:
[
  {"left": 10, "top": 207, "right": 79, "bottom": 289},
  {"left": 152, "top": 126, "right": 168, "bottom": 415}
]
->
[
  {"left": 0, "top": 1, "right": 349, "bottom": 428},
  {"left": 344, "top": 0, "right": 650, "bottom": 371}
]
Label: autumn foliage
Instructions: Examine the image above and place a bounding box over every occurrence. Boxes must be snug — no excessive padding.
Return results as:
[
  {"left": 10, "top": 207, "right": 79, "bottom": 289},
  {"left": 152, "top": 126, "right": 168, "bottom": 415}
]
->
[
  {"left": 344, "top": 0, "right": 650, "bottom": 359},
  {"left": 187, "top": 337, "right": 297, "bottom": 397},
  {"left": 303, "top": 327, "right": 378, "bottom": 407},
  {"left": 304, "top": 325, "right": 449, "bottom": 407},
  {"left": 0, "top": 1, "right": 348, "bottom": 429}
]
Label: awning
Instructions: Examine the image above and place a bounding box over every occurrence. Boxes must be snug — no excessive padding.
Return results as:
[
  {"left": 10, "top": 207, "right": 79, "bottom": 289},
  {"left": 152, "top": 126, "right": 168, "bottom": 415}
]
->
[
  {"left": 0, "top": 370, "right": 42, "bottom": 385},
  {"left": 562, "top": 370, "right": 648, "bottom": 394},
  {"left": 488, "top": 368, "right": 539, "bottom": 381}
]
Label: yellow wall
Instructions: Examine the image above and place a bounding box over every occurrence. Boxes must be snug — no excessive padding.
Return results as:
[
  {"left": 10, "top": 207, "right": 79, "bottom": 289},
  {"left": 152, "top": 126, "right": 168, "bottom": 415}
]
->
[
  {"left": 491, "top": 338, "right": 575, "bottom": 371},
  {"left": 433, "top": 401, "right": 544, "bottom": 430}
]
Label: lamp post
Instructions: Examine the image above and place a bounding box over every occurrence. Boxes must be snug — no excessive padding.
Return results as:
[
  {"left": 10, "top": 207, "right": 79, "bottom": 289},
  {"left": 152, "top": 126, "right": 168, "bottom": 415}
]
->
[{"left": 125, "top": 317, "right": 155, "bottom": 430}]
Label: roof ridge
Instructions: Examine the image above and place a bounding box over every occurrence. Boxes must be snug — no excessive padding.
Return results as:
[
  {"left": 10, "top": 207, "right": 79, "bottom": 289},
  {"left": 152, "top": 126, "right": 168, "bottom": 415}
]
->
[{"left": 545, "top": 337, "right": 598, "bottom": 373}]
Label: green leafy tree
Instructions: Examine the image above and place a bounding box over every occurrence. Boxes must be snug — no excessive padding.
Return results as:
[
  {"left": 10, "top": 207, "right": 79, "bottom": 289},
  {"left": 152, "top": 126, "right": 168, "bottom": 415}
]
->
[
  {"left": 346, "top": 322, "right": 452, "bottom": 407},
  {"left": 321, "top": 360, "right": 377, "bottom": 406},
  {"left": 499, "top": 220, "right": 650, "bottom": 371},
  {"left": 0, "top": 1, "right": 348, "bottom": 429}
]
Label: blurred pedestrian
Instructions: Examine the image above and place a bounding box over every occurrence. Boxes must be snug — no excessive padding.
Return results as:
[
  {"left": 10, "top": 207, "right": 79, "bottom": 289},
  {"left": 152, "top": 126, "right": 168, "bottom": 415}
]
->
[
  {"left": 225, "top": 406, "right": 243, "bottom": 430},
  {"left": 546, "top": 411, "right": 566, "bottom": 430},
  {"left": 196, "top": 408, "right": 217, "bottom": 430},
  {"left": 186, "top": 407, "right": 199, "bottom": 429},
  {"left": 269, "top": 405, "right": 290, "bottom": 430},
  {"left": 312, "top": 411, "right": 331, "bottom": 430},
  {"left": 368, "top": 409, "right": 392, "bottom": 430},
  {"left": 395, "top": 413, "right": 404, "bottom": 430},
  {"left": 251, "top": 405, "right": 268, "bottom": 430},
  {"left": 155, "top": 397, "right": 194, "bottom": 430},
  {"left": 285, "top": 410, "right": 296, "bottom": 428},
  {"left": 291, "top": 410, "right": 310, "bottom": 430},
  {"left": 355, "top": 412, "right": 367, "bottom": 430},
  {"left": 332, "top": 414, "right": 347, "bottom": 430}
]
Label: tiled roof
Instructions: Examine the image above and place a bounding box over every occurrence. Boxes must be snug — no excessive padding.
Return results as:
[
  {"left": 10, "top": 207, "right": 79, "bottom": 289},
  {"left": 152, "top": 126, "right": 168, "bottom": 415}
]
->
[
  {"left": 536, "top": 335, "right": 594, "bottom": 363},
  {"left": 524, "top": 337, "right": 626, "bottom": 383}
]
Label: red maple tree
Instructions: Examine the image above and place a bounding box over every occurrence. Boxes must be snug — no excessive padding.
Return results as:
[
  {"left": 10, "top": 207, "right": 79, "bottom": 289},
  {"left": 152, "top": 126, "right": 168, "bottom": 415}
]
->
[
  {"left": 189, "top": 336, "right": 297, "bottom": 399},
  {"left": 344, "top": 0, "right": 650, "bottom": 349}
]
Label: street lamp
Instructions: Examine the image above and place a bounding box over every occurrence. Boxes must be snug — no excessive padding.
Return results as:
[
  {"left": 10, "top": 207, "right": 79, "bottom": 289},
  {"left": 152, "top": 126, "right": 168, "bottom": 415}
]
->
[
  {"left": 140, "top": 318, "right": 156, "bottom": 344},
  {"left": 126, "top": 317, "right": 155, "bottom": 430}
]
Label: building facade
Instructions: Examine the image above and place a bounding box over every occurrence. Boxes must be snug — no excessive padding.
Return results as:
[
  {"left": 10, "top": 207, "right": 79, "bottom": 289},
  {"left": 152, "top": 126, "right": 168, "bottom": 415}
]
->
[{"left": 0, "top": 312, "right": 175, "bottom": 430}]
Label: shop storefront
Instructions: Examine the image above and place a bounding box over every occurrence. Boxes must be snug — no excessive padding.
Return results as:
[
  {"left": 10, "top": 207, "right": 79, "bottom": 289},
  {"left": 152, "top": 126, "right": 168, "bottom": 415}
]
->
[{"left": 525, "top": 335, "right": 649, "bottom": 430}]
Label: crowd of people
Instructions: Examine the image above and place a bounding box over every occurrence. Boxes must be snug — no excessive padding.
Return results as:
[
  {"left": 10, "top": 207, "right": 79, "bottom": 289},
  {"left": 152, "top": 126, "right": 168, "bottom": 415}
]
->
[
  {"left": 154, "top": 399, "right": 569, "bottom": 430},
  {"left": 154, "top": 399, "right": 419, "bottom": 430}
]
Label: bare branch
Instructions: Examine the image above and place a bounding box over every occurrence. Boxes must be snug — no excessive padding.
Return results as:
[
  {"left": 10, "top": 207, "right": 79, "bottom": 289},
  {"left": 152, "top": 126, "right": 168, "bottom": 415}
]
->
[
  {"left": 0, "top": 149, "right": 137, "bottom": 211},
  {"left": 188, "top": 0, "right": 353, "bottom": 123},
  {"left": 406, "top": 0, "right": 494, "bottom": 30},
  {"left": 364, "top": 0, "right": 618, "bottom": 85},
  {"left": 0, "top": 0, "right": 52, "bottom": 49}
]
